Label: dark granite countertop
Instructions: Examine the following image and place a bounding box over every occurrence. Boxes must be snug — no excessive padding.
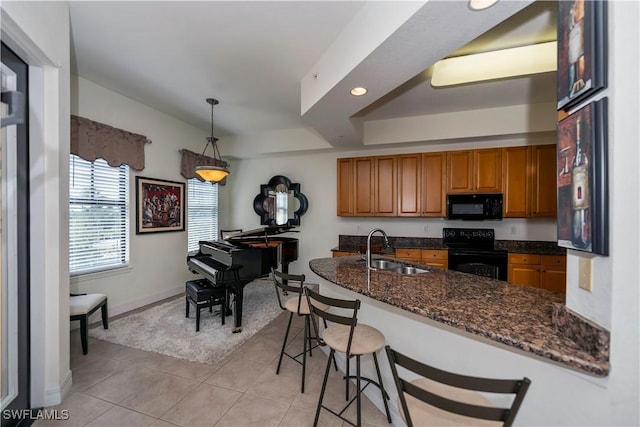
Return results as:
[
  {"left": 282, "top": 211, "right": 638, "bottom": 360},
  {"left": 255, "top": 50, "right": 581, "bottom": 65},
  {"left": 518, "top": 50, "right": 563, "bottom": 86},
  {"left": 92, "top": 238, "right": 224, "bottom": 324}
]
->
[
  {"left": 334, "top": 235, "right": 566, "bottom": 255},
  {"left": 309, "top": 256, "right": 609, "bottom": 377}
]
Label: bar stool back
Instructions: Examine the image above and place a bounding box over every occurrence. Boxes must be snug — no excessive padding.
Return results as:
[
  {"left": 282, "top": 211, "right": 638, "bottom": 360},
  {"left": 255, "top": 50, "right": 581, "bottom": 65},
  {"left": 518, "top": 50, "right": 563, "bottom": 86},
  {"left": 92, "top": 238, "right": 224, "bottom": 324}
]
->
[
  {"left": 305, "top": 287, "right": 392, "bottom": 427},
  {"left": 272, "top": 268, "right": 326, "bottom": 393},
  {"left": 385, "top": 345, "right": 531, "bottom": 427}
]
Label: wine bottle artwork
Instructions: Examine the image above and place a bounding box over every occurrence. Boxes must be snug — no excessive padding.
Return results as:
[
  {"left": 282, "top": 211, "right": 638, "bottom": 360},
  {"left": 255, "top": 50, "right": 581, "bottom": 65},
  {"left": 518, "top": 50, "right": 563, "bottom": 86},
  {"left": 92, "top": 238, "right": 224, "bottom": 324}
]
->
[{"left": 571, "top": 117, "right": 590, "bottom": 249}]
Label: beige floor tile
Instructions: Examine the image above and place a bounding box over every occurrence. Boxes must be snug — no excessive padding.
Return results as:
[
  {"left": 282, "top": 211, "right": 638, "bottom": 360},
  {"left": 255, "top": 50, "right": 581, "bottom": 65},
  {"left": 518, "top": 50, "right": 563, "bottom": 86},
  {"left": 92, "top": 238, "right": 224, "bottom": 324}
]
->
[
  {"left": 160, "top": 383, "right": 242, "bottom": 427},
  {"left": 136, "top": 353, "right": 221, "bottom": 382},
  {"left": 231, "top": 335, "right": 282, "bottom": 365},
  {"left": 85, "top": 405, "right": 156, "bottom": 427},
  {"left": 292, "top": 372, "right": 354, "bottom": 413},
  {"left": 245, "top": 366, "right": 305, "bottom": 404},
  {"left": 343, "top": 392, "right": 392, "bottom": 427},
  {"left": 118, "top": 372, "right": 199, "bottom": 417},
  {"left": 34, "top": 392, "right": 113, "bottom": 427},
  {"left": 83, "top": 365, "right": 159, "bottom": 404},
  {"left": 89, "top": 340, "right": 153, "bottom": 364},
  {"left": 70, "top": 356, "right": 132, "bottom": 392},
  {"left": 204, "top": 357, "right": 270, "bottom": 392},
  {"left": 150, "top": 419, "right": 180, "bottom": 427},
  {"left": 278, "top": 404, "right": 344, "bottom": 427},
  {"left": 214, "top": 394, "right": 289, "bottom": 427}
]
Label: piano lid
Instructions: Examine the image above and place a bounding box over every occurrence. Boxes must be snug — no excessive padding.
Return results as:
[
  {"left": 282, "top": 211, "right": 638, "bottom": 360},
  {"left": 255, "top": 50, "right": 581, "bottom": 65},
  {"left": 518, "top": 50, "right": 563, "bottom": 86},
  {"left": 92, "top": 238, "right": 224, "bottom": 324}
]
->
[{"left": 224, "top": 226, "right": 298, "bottom": 239}]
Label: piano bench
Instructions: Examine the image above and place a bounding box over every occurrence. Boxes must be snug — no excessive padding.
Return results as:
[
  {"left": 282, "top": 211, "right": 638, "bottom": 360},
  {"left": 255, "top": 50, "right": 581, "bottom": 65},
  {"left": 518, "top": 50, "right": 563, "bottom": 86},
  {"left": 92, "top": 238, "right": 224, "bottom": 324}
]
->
[{"left": 185, "top": 279, "right": 226, "bottom": 332}]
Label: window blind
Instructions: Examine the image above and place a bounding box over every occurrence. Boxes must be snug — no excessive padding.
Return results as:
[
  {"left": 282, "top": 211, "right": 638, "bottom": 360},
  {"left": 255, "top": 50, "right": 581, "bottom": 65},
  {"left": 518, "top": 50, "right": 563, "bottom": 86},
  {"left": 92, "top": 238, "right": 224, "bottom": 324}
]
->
[
  {"left": 187, "top": 179, "right": 218, "bottom": 252},
  {"left": 69, "top": 155, "right": 129, "bottom": 275}
]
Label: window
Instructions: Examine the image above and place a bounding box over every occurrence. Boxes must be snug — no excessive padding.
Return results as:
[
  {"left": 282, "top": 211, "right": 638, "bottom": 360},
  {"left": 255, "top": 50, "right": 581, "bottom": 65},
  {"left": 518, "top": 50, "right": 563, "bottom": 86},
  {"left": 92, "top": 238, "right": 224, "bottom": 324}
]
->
[
  {"left": 69, "top": 155, "right": 129, "bottom": 275},
  {"left": 187, "top": 179, "right": 218, "bottom": 252}
]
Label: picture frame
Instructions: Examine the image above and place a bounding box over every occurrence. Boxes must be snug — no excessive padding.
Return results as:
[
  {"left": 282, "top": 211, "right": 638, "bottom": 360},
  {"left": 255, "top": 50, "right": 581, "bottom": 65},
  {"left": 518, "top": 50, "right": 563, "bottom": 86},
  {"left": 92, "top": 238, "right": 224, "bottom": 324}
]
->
[
  {"left": 556, "top": 0, "right": 607, "bottom": 111},
  {"left": 135, "top": 176, "right": 185, "bottom": 234},
  {"left": 556, "top": 98, "right": 608, "bottom": 255}
]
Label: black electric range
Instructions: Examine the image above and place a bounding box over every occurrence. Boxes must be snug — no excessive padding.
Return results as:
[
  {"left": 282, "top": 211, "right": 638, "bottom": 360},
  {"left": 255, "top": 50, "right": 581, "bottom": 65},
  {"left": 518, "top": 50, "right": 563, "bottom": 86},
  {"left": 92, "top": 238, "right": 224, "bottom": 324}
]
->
[{"left": 443, "top": 228, "right": 508, "bottom": 281}]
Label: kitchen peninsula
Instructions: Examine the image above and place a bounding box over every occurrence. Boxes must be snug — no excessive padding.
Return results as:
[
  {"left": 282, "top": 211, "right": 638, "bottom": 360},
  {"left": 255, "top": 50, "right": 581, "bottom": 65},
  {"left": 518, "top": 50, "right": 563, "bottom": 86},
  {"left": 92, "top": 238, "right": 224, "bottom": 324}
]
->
[{"left": 309, "top": 256, "right": 609, "bottom": 377}]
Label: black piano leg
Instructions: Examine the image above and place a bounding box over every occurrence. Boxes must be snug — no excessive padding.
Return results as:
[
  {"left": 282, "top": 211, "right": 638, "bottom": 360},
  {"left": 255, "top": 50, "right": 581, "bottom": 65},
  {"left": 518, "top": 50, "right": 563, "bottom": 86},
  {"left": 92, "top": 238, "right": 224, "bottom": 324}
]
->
[
  {"left": 232, "top": 287, "right": 244, "bottom": 333},
  {"left": 225, "top": 289, "right": 233, "bottom": 316}
]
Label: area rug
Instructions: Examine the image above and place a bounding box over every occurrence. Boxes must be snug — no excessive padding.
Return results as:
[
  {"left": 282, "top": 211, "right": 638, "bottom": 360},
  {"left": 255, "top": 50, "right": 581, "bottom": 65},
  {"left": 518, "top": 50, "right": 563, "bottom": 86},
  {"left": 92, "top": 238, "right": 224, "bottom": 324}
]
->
[{"left": 89, "top": 278, "right": 281, "bottom": 365}]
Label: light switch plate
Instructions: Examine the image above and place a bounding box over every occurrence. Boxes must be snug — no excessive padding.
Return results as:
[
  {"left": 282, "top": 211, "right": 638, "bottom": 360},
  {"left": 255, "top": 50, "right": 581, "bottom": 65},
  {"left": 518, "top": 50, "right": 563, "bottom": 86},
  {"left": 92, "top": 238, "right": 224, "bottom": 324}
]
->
[{"left": 578, "top": 257, "right": 593, "bottom": 292}]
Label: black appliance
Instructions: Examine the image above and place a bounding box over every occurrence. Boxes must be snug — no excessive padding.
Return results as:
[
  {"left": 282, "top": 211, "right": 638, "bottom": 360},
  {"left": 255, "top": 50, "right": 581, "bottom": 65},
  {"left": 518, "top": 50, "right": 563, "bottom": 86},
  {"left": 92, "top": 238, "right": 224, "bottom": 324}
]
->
[
  {"left": 446, "top": 193, "right": 503, "bottom": 220},
  {"left": 443, "top": 227, "right": 508, "bottom": 281}
]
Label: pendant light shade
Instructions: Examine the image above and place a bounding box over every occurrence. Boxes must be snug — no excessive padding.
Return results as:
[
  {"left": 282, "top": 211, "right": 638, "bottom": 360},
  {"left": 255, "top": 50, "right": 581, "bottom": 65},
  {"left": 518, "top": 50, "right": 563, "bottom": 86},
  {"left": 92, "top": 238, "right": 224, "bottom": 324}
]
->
[{"left": 195, "top": 98, "right": 229, "bottom": 183}]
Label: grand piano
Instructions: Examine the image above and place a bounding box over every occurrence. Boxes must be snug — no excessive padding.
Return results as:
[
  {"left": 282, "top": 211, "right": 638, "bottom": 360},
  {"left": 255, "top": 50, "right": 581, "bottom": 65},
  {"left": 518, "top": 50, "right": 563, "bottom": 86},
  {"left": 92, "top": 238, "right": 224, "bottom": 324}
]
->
[{"left": 186, "top": 226, "right": 298, "bottom": 332}]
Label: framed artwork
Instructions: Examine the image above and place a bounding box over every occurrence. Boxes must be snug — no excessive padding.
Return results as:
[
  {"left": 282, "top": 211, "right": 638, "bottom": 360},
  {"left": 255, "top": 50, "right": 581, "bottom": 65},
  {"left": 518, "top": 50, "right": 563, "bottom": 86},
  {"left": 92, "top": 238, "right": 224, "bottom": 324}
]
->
[
  {"left": 556, "top": 98, "right": 608, "bottom": 255},
  {"left": 557, "top": 0, "right": 607, "bottom": 111},
  {"left": 136, "top": 176, "right": 185, "bottom": 234}
]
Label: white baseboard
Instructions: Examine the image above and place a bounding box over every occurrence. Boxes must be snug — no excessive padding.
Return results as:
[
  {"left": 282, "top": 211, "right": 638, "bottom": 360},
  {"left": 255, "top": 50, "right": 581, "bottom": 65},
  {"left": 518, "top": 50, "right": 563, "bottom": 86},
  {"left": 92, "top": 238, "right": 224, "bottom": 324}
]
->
[
  {"left": 109, "top": 286, "right": 184, "bottom": 317},
  {"left": 42, "top": 369, "right": 72, "bottom": 407}
]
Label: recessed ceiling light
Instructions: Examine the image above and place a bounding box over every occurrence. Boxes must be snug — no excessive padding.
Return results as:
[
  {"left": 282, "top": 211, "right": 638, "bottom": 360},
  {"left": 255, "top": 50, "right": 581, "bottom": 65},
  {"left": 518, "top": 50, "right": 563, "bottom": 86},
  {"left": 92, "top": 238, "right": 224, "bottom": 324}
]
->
[
  {"left": 350, "top": 87, "right": 368, "bottom": 96},
  {"left": 469, "top": 0, "right": 498, "bottom": 11}
]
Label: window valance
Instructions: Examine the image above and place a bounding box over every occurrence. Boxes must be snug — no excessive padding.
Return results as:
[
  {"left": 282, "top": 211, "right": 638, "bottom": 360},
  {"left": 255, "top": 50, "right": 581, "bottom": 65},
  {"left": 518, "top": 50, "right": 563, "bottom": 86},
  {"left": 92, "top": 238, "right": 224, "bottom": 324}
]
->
[
  {"left": 70, "top": 115, "right": 149, "bottom": 171},
  {"left": 180, "top": 149, "right": 228, "bottom": 186}
]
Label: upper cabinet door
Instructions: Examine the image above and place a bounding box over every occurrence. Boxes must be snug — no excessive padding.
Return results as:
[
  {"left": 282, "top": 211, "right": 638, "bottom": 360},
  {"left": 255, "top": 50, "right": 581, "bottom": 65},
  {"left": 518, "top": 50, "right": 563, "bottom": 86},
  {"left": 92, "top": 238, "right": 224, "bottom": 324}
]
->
[
  {"left": 397, "top": 154, "right": 421, "bottom": 216},
  {"left": 446, "top": 150, "right": 474, "bottom": 193},
  {"left": 374, "top": 155, "right": 397, "bottom": 216},
  {"left": 474, "top": 148, "right": 502, "bottom": 192},
  {"left": 530, "top": 145, "right": 557, "bottom": 217},
  {"left": 354, "top": 157, "right": 375, "bottom": 216},
  {"left": 502, "top": 147, "right": 530, "bottom": 217},
  {"left": 421, "top": 152, "right": 446, "bottom": 217},
  {"left": 336, "top": 158, "right": 354, "bottom": 216}
]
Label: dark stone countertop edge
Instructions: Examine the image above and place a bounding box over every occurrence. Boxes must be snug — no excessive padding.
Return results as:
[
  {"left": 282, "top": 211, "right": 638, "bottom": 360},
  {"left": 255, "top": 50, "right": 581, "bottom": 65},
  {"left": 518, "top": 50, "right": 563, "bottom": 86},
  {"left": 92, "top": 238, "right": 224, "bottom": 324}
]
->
[{"left": 310, "top": 257, "right": 609, "bottom": 377}]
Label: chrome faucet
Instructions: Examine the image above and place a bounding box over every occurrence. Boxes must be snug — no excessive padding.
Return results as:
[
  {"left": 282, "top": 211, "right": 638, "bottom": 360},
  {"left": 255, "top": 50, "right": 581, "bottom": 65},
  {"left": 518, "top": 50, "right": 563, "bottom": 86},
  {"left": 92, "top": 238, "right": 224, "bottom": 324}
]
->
[{"left": 367, "top": 228, "right": 390, "bottom": 270}]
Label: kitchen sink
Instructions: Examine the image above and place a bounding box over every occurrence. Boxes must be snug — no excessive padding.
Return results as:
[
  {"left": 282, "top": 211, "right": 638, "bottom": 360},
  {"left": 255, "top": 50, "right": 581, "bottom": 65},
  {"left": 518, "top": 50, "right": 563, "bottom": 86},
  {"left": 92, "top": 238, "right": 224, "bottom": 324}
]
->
[
  {"left": 390, "top": 266, "right": 429, "bottom": 275},
  {"left": 369, "top": 260, "right": 402, "bottom": 270}
]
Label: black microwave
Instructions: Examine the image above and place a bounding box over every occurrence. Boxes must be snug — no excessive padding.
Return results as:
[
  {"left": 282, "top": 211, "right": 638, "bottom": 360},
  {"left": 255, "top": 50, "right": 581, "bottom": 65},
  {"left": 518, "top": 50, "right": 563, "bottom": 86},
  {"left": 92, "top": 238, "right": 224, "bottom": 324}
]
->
[{"left": 446, "top": 193, "right": 503, "bottom": 220}]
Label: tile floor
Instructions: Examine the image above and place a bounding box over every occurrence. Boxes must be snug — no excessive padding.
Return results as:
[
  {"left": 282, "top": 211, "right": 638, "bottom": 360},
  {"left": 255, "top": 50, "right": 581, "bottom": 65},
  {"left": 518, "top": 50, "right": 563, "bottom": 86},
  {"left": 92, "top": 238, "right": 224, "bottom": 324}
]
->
[{"left": 36, "top": 305, "right": 393, "bottom": 427}]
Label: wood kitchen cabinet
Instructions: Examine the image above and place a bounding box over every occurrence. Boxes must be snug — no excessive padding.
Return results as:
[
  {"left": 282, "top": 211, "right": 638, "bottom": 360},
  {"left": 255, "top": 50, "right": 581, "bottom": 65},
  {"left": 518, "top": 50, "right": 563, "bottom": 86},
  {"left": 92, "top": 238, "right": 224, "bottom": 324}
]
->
[
  {"left": 395, "top": 248, "right": 448, "bottom": 269},
  {"left": 337, "top": 158, "right": 354, "bottom": 216},
  {"left": 421, "top": 152, "right": 446, "bottom": 217},
  {"left": 508, "top": 253, "right": 566, "bottom": 293},
  {"left": 332, "top": 251, "right": 358, "bottom": 257},
  {"left": 397, "top": 154, "right": 421, "bottom": 216},
  {"left": 421, "top": 249, "right": 448, "bottom": 269},
  {"left": 502, "top": 145, "right": 557, "bottom": 218},
  {"left": 397, "top": 152, "right": 446, "bottom": 217},
  {"left": 338, "top": 156, "right": 396, "bottom": 217},
  {"left": 447, "top": 148, "right": 502, "bottom": 193}
]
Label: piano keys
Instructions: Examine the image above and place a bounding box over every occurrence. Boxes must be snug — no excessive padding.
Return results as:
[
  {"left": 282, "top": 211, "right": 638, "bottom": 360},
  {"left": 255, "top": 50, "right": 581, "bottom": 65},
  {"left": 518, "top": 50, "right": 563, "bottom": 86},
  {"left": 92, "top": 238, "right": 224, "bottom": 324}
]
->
[{"left": 187, "top": 226, "right": 299, "bottom": 332}]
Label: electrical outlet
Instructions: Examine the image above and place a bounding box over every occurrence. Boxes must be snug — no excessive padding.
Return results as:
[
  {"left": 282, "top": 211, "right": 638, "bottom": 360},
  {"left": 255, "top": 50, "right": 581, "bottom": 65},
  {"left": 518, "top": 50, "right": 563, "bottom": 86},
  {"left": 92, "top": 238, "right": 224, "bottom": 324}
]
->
[
  {"left": 510, "top": 226, "right": 517, "bottom": 235},
  {"left": 424, "top": 225, "right": 429, "bottom": 233},
  {"left": 356, "top": 225, "right": 361, "bottom": 231},
  {"left": 578, "top": 257, "right": 593, "bottom": 292}
]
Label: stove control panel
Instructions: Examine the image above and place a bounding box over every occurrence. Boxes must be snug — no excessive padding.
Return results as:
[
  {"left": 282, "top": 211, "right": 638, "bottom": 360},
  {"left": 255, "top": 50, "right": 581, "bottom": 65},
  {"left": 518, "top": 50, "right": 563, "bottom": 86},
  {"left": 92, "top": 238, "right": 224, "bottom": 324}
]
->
[{"left": 443, "top": 228, "right": 495, "bottom": 248}]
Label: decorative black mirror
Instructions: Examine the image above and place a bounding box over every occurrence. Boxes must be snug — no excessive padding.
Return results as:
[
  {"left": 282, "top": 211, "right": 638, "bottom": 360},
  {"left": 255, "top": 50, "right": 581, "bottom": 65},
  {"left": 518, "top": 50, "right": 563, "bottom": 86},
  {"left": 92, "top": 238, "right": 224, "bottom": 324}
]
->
[{"left": 253, "top": 175, "right": 308, "bottom": 226}]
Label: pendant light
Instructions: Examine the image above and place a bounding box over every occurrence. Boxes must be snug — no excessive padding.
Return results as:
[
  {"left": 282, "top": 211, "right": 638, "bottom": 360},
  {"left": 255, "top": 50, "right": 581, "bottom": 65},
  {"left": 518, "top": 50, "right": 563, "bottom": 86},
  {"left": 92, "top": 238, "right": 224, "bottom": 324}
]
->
[{"left": 194, "top": 98, "right": 230, "bottom": 183}]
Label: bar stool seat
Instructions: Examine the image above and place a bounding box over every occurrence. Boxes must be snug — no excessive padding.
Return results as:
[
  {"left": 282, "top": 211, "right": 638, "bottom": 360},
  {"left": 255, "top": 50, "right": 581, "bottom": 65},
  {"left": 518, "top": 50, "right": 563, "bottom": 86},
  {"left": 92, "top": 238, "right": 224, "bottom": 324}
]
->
[{"left": 322, "top": 323, "right": 385, "bottom": 355}]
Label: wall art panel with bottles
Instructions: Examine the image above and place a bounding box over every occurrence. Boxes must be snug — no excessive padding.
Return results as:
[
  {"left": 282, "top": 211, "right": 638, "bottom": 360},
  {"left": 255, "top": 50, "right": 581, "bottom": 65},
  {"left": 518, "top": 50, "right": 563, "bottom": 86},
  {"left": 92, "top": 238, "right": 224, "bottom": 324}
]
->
[
  {"left": 556, "top": 98, "right": 608, "bottom": 255},
  {"left": 556, "top": 0, "right": 607, "bottom": 111}
]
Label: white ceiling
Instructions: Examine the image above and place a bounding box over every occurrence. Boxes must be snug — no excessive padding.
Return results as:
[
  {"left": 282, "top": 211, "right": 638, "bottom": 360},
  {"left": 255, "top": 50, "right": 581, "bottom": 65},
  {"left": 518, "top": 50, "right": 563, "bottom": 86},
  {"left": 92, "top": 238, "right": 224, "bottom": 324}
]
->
[{"left": 69, "top": 1, "right": 557, "bottom": 155}]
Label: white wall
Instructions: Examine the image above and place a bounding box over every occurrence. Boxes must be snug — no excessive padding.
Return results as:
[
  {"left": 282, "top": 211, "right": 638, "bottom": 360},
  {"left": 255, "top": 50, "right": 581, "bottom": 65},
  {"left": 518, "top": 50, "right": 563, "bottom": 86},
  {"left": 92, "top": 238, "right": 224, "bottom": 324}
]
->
[
  {"left": 1, "top": 0, "right": 71, "bottom": 408},
  {"left": 70, "top": 76, "right": 210, "bottom": 315}
]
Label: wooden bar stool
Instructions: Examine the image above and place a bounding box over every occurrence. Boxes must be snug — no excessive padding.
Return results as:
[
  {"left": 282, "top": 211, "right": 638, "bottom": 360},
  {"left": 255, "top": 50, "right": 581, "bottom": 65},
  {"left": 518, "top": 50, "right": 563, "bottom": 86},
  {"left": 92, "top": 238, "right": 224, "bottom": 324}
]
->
[
  {"left": 305, "top": 287, "right": 392, "bottom": 427},
  {"left": 385, "top": 345, "right": 531, "bottom": 427}
]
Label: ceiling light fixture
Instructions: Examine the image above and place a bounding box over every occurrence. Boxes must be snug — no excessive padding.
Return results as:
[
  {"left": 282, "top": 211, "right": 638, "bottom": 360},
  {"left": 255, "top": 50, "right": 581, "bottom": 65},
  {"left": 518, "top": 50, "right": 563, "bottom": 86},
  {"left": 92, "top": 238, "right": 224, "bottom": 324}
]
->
[
  {"left": 468, "top": 0, "right": 499, "bottom": 11},
  {"left": 194, "top": 98, "right": 230, "bottom": 183},
  {"left": 430, "top": 41, "right": 557, "bottom": 87},
  {"left": 350, "top": 87, "right": 368, "bottom": 96}
]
